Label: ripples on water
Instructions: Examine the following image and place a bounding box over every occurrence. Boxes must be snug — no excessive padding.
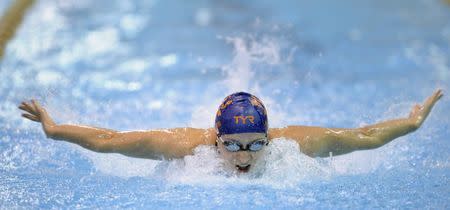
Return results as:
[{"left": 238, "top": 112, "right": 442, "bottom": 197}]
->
[{"left": 1, "top": 0, "right": 450, "bottom": 208}]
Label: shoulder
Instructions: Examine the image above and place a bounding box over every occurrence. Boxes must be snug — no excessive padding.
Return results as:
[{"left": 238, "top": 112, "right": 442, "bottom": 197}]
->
[
  {"left": 168, "top": 127, "right": 216, "bottom": 146},
  {"left": 268, "top": 126, "right": 331, "bottom": 157},
  {"left": 139, "top": 127, "right": 216, "bottom": 159},
  {"left": 269, "top": 126, "right": 327, "bottom": 139}
]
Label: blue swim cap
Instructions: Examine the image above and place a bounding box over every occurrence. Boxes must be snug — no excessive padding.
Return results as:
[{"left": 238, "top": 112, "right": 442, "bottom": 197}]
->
[{"left": 215, "top": 92, "right": 268, "bottom": 136}]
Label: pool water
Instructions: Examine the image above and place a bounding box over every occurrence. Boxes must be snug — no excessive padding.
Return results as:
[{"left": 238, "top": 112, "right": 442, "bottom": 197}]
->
[{"left": 1, "top": 0, "right": 449, "bottom": 209}]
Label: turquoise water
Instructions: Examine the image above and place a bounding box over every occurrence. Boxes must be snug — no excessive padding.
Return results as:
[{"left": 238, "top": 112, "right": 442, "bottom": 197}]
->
[{"left": 1, "top": 0, "right": 450, "bottom": 209}]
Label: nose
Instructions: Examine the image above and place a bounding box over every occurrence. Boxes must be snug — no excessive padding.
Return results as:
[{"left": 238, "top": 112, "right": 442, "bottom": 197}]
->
[{"left": 236, "top": 151, "right": 252, "bottom": 164}]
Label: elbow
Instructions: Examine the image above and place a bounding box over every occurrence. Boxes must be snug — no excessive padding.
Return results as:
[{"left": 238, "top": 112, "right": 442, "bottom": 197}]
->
[
  {"left": 92, "top": 132, "right": 118, "bottom": 153},
  {"left": 92, "top": 140, "right": 113, "bottom": 153},
  {"left": 91, "top": 144, "right": 109, "bottom": 153},
  {"left": 363, "top": 137, "right": 384, "bottom": 150},
  {"left": 354, "top": 128, "right": 386, "bottom": 149}
]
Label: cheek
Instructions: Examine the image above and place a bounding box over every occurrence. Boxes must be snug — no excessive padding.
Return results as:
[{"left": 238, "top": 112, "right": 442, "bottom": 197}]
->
[
  {"left": 250, "top": 151, "right": 264, "bottom": 161},
  {"left": 218, "top": 147, "right": 236, "bottom": 160}
]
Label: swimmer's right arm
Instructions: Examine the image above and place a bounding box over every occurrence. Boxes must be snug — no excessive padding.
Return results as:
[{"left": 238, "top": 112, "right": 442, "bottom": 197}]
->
[{"left": 18, "top": 100, "right": 216, "bottom": 159}]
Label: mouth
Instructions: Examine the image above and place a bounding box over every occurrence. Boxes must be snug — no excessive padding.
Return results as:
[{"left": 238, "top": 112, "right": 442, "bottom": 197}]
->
[{"left": 236, "top": 164, "right": 251, "bottom": 173}]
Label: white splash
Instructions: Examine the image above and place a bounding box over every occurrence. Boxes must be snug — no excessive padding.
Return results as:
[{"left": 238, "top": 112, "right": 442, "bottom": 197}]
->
[
  {"left": 257, "top": 138, "right": 333, "bottom": 188},
  {"left": 187, "top": 34, "right": 288, "bottom": 127},
  {"left": 221, "top": 36, "right": 281, "bottom": 93},
  {"left": 77, "top": 148, "right": 159, "bottom": 178},
  {"left": 162, "top": 145, "right": 227, "bottom": 184},
  {"left": 83, "top": 138, "right": 335, "bottom": 188}
]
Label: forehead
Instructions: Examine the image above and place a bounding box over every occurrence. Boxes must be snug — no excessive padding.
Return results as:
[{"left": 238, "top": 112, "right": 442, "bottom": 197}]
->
[{"left": 220, "top": 133, "right": 266, "bottom": 143}]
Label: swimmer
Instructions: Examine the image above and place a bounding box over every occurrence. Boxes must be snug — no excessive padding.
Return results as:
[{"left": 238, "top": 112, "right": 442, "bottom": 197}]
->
[{"left": 19, "top": 89, "right": 443, "bottom": 173}]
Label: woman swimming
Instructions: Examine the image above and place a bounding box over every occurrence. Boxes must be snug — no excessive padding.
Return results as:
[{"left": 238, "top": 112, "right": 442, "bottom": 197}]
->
[{"left": 19, "top": 89, "right": 443, "bottom": 173}]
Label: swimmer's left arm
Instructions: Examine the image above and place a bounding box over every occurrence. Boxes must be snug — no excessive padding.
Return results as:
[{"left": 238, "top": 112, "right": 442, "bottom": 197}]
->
[{"left": 270, "top": 89, "right": 443, "bottom": 157}]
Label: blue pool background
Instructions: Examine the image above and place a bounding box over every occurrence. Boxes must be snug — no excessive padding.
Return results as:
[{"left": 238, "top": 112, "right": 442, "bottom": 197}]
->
[{"left": 1, "top": 0, "right": 449, "bottom": 209}]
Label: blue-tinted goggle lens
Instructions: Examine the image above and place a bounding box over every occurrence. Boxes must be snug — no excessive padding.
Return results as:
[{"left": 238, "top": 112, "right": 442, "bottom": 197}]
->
[{"left": 221, "top": 139, "right": 267, "bottom": 152}]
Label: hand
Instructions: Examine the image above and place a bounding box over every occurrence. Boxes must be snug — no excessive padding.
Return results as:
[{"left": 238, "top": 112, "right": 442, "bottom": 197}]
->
[
  {"left": 19, "top": 100, "right": 56, "bottom": 137},
  {"left": 409, "top": 89, "right": 444, "bottom": 128}
]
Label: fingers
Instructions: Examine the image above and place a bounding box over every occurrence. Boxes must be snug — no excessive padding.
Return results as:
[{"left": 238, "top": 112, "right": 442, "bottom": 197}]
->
[
  {"left": 19, "top": 101, "right": 37, "bottom": 114},
  {"left": 18, "top": 101, "right": 36, "bottom": 116},
  {"left": 31, "top": 99, "right": 40, "bottom": 112},
  {"left": 435, "top": 89, "right": 444, "bottom": 100},
  {"left": 431, "top": 89, "right": 443, "bottom": 102},
  {"left": 414, "top": 89, "right": 444, "bottom": 123},
  {"left": 31, "top": 99, "right": 48, "bottom": 115},
  {"left": 18, "top": 100, "right": 43, "bottom": 122},
  {"left": 18, "top": 99, "right": 46, "bottom": 114},
  {"left": 22, "top": 113, "right": 40, "bottom": 122},
  {"left": 423, "top": 89, "right": 444, "bottom": 107},
  {"left": 18, "top": 103, "right": 28, "bottom": 112}
]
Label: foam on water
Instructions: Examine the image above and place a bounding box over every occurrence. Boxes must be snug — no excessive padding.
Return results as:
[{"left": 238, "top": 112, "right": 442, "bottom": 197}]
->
[
  {"left": 81, "top": 138, "right": 334, "bottom": 189},
  {"left": 0, "top": 19, "right": 438, "bottom": 184},
  {"left": 1, "top": 0, "right": 449, "bottom": 208},
  {"left": 81, "top": 132, "right": 417, "bottom": 190},
  {"left": 1, "top": 41, "right": 443, "bottom": 185}
]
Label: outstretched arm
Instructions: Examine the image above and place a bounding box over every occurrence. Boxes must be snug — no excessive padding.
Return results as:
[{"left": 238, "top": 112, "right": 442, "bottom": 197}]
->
[
  {"left": 269, "top": 89, "right": 444, "bottom": 157},
  {"left": 19, "top": 100, "right": 215, "bottom": 159}
]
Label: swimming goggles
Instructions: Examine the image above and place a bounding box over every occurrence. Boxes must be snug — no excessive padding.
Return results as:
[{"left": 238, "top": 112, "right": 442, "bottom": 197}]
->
[{"left": 218, "top": 137, "right": 268, "bottom": 152}]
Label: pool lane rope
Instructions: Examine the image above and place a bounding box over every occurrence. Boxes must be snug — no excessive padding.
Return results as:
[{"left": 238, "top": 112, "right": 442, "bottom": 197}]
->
[{"left": 0, "top": 0, "right": 35, "bottom": 59}]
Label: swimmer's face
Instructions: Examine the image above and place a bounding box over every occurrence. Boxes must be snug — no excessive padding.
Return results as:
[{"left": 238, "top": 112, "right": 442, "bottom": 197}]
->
[{"left": 217, "top": 132, "right": 267, "bottom": 173}]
